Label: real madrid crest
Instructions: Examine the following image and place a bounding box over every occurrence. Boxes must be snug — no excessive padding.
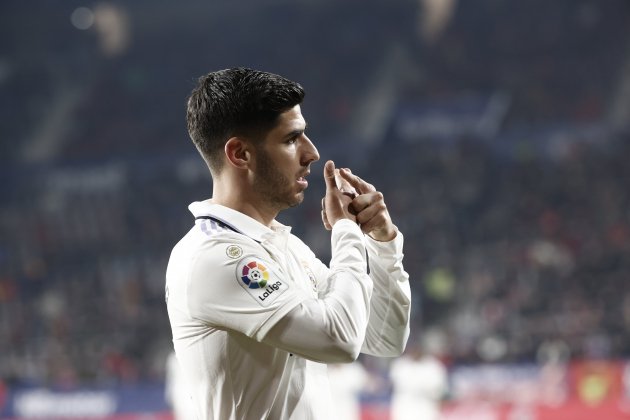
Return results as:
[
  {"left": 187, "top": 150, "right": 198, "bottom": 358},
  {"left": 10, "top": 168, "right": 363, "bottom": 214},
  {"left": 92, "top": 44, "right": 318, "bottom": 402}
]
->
[{"left": 226, "top": 245, "right": 243, "bottom": 259}]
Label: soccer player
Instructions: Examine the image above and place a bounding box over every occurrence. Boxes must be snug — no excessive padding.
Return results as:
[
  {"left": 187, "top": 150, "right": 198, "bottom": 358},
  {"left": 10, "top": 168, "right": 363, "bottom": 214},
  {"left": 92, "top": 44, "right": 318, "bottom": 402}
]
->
[
  {"left": 389, "top": 334, "right": 448, "bottom": 420},
  {"left": 165, "top": 67, "right": 411, "bottom": 419},
  {"left": 328, "top": 360, "right": 370, "bottom": 420}
]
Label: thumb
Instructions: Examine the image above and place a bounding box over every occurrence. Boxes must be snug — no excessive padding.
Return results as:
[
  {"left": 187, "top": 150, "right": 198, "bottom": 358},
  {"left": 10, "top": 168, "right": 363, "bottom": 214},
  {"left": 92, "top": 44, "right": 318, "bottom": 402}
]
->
[{"left": 324, "top": 160, "right": 338, "bottom": 191}]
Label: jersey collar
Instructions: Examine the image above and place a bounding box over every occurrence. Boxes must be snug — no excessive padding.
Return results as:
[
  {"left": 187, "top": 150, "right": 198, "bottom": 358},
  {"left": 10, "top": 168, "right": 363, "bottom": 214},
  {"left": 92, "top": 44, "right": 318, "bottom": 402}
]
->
[{"left": 189, "top": 200, "right": 290, "bottom": 243}]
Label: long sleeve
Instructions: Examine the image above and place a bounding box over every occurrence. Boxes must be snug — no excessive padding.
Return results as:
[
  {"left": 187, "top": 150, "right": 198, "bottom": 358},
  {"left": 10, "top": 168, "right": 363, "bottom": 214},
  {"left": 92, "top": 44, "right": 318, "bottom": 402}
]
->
[
  {"left": 262, "top": 219, "right": 374, "bottom": 363},
  {"left": 361, "top": 229, "right": 411, "bottom": 357}
]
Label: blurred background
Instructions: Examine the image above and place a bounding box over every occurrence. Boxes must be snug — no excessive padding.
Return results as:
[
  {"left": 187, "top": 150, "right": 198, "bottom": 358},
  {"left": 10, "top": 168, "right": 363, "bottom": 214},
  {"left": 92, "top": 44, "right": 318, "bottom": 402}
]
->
[{"left": 2, "top": 0, "right": 630, "bottom": 419}]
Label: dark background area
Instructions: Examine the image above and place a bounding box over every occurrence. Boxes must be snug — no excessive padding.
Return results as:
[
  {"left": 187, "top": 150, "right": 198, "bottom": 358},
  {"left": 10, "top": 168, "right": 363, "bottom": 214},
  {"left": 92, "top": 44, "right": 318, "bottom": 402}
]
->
[{"left": 1, "top": 0, "right": 630, "bottom": 387}]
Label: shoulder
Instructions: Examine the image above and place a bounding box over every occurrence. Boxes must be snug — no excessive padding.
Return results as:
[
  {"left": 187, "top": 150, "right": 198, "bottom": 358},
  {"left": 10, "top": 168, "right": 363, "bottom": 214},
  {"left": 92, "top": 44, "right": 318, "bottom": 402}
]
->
[
  {"left": 287, "top": 232, "right": 316, "bottom": 256},
  {"left": 172, "top": 222, "right": 266, "bottom": 260},
  {"left": 167, "top": 224, "right": 270, "bottom": 294}
]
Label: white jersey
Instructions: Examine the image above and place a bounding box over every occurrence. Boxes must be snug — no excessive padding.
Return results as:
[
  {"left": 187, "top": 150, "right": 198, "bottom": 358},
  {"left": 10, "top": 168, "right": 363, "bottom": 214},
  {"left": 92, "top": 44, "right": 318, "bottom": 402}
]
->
[
  {"left": 166, "top": 200, "right": 411, "bottom": 420},
  {"left": 328, "top": 362, "right": 369, "bottom": 420},
  {"left": 165, "top": 351, "right": 196, "bottom": 420},
  {"left": 389, "top": 355, "right": 448, "bottom": 420}
]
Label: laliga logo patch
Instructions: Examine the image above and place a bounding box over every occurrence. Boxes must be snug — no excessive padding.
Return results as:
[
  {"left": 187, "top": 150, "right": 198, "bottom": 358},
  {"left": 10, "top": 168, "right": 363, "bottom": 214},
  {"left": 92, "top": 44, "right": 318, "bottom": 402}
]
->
[
  {"left": 236, "top": 257, "right": 288, "bottom": 307},
  {"left": 241, "top": 261, "right": 269, "bottom": 289}
]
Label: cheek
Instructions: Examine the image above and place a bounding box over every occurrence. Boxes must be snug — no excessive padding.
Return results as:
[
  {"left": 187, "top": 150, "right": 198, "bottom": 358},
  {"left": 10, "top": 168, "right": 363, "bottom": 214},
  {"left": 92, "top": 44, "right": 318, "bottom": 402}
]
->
[{"left": 276, "top": 152, "right": 298, "bottom": 171}]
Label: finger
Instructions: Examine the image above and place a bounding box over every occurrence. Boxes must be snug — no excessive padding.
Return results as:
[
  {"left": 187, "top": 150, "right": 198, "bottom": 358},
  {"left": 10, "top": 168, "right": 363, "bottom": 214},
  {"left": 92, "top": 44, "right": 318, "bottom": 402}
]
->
[
  {"left": 339, "top": 168, "right": 375, "bottom": 194},
  {"left": 354, "top": 199, "right": 387, "bottom": 226},
  {"left": 334, "top": 169, "right": 358, "bottom": 197},
  {"left": 350, "top": 191, "right": 384, "bottom": 214},
  {"left": 353, "top": 200, "right": 392, "bottom": 234},
  {"left": 321, "top": 197, "right": 332, "bottom": 230},
  {"left": 321, "top": 209, "right": 332, "bottom": 230},
  {"left": 334, "top": 169, "right": 343, "bottom": 189},
  {"left": 324, "top": 160, "right": 338, "bottom": 191},
  {"left": 336, "top": 167, "right": 358, "bottom": 196}
]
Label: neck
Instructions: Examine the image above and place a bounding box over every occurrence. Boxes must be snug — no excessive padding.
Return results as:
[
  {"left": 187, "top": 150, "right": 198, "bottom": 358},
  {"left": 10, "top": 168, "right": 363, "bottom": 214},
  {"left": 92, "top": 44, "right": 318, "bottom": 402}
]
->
[{"left": 212, "top": 177, "right": 279, "bottom": 228}]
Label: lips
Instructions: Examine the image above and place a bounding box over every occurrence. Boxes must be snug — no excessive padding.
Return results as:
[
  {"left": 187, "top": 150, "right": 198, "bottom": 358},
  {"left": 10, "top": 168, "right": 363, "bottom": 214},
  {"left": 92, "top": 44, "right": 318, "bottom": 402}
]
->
[{"left": 297, "top": 171, "right": 310, "bottom": 188}]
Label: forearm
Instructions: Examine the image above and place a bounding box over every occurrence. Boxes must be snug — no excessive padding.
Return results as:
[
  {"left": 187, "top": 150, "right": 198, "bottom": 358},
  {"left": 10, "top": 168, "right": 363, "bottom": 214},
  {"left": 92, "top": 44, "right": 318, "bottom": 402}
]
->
[
  {"left": 263, "top": 272, "right": 372, "bottom": 363},
  {"left": 263, "top": 220, "right": 373, "bottom": 363},
  {"left": 362, "top": 231, "right": 411, "bottom": 356}
]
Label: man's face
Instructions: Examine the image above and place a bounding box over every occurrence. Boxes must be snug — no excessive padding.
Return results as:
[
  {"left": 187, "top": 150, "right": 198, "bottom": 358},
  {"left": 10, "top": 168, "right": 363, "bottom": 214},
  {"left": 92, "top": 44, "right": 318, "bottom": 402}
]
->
[{"left": 252, "top": 105, "right": 320, "bottom": 210}]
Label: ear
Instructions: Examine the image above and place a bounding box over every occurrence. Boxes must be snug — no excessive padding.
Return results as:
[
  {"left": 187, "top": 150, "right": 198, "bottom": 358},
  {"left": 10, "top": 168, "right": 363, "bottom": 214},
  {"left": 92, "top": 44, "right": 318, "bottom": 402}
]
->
[{"left": 224, "top": 137, "right": 252, "bottom": 169}]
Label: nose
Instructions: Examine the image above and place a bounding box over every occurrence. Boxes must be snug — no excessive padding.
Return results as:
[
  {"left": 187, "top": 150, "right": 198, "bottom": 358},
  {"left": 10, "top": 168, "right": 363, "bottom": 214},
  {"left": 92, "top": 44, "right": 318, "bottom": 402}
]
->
[{"left": 300, "top": 134, "right": 320, "bottom": 165}]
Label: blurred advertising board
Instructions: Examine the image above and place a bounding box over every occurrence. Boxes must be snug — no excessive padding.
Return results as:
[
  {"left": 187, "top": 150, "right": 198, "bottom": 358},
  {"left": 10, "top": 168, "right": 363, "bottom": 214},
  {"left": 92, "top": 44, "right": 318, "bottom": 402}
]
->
[
  {"left": 442, "top": 360, "right": 630, "bottom": 420},
  {"left": 0, "top": 384, "right": 170, "bottom": 420},
  {"left": 1, "top": 360, "right": 629, "bottom": 419},
  {"left": 441, "top": 400, "right": 630, "bottom": 420}
]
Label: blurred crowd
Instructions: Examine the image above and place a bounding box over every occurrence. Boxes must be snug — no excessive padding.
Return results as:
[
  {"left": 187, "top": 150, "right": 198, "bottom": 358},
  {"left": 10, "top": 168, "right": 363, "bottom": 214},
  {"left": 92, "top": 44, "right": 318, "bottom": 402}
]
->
[
  {"left": 1, "top": 128, "right": 629, "bottom": 386},
  {"left": 372, "top": 131, "right": 630, "bottom": 364},
  {"left": 1, "top": 0, "right": 630, "bottom": 387}
]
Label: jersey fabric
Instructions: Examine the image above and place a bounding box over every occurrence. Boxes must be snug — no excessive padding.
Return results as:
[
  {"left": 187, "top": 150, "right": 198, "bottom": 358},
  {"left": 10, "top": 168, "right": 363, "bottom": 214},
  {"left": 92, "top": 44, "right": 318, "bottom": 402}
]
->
[
  {"left": 328, "top": 362, "right": 369, "bottom": 420},
  {"left": 165, "top": 351, "right": 196, "bottom": 420},
  {"left": 166, "top": 200, "right": 411, "bottom": 420},
  {"left": 389, "top": 355, "right": 448, "bottom": 420}
]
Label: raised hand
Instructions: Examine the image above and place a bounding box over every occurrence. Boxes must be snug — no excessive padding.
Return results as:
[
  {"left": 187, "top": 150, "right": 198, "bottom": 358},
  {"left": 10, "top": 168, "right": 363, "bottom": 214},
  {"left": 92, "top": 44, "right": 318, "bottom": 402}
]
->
[
  {"left": 321, "top": 160, "right": 357, "bottom": 229},
  {"left": 338, "top": 167, "right": 397, "bottom": 242}
]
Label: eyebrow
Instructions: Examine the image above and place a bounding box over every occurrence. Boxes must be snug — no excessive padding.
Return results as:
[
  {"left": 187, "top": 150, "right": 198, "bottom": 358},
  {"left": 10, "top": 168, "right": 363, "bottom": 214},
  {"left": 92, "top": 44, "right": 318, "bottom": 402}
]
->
[{"left": 283, "top": 123, "right": 307, "bottom": 140}]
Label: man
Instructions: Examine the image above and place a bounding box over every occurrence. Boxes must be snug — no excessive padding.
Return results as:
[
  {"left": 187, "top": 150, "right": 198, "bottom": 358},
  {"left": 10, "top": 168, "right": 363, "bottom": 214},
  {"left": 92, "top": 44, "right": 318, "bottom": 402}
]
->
[
  {"left": 389, "top": 332, "right": 448, "bottom": 420},
  {"left": 165, "top": 67, "right": 411, "bottom": 419},
  {"left": 328, "top": 361, "right": 370, "bottom": 420}
]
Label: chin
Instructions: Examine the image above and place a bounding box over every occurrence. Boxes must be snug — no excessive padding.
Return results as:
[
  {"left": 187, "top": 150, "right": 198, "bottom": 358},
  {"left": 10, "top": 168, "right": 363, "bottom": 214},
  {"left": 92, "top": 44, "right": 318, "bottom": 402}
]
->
[{"left": 288, "top": 193, "right": 305, "bottom": 208}]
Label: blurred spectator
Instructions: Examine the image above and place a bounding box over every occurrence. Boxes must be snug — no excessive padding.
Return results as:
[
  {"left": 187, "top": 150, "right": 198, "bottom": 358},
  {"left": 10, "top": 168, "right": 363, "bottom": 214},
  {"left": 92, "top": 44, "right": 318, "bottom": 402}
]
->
[
  {"left": 2, "top": 0, "right": 630, "bottom": 388},
  {"left": 389, "top": 330, "right": 449, "bottom": 420},
  {"left": 328, "top": 360, "right": 370, "bottom": 420}
]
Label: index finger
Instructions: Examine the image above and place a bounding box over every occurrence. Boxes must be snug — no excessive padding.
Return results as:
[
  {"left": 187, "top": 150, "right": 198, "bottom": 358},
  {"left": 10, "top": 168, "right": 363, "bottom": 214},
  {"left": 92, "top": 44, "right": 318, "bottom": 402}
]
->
[
  {"left": 338, "top": 168, "right": 375, "bottom": 194},
  {"left": 335, "top": 169, "right": 358, "bottom": 198},
  {"left": 324, "top": 160, "right": 338, "bottom": 191}
]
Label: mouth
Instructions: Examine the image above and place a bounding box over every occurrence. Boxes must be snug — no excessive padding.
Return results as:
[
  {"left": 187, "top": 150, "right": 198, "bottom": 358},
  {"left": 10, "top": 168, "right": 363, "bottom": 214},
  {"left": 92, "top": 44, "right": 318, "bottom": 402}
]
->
[{"left": 296, "top": 171, "right": 310, "bottom": 188}]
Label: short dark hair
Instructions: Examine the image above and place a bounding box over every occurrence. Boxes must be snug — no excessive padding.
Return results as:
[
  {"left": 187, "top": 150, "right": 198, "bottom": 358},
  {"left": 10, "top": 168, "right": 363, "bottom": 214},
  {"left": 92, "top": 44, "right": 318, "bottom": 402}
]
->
[{"left": 186, "top": 67, "right": 305, "bottom": 173}]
